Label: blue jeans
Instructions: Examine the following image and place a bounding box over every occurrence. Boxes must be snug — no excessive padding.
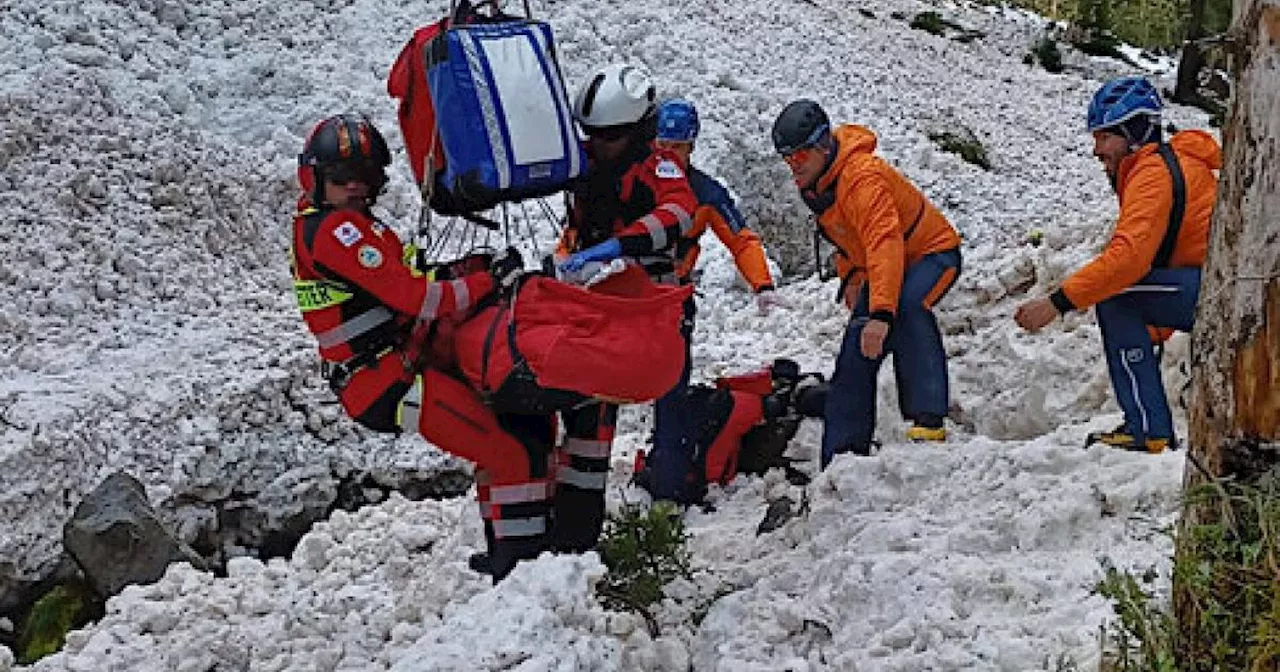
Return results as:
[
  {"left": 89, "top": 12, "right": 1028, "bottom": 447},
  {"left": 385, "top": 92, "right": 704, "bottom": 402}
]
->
[
  {"left": 822, "top": 249, "right": 961, "bottom": 466},
  {"left": 644, "top": 299, "right": 697, "bottom": 501},
  {"left": 1095, "top": 268, "right": 1200, "bottom": 443}
]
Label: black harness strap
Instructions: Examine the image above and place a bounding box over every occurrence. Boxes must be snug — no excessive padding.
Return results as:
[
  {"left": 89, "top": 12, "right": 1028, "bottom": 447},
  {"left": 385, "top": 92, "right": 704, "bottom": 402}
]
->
[
  {"left": 478, "top": 301, "right": 507, "bottom": 397},
  {"left": 1153, "top": 143, "right": 1187, "bottom": 269}
]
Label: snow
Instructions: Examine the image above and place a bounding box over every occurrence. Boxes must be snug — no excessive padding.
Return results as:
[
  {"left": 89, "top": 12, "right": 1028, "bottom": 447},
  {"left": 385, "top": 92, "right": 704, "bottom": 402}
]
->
[{"left": 0, "top": 0, "right": 1214, "bottom": 668}]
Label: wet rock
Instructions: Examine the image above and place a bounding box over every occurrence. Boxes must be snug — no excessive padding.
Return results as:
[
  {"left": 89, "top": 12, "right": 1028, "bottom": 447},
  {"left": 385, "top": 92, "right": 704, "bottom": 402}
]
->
[
  {"left": 757, "top": 496, "right": 797, "bottom": 535},
  {"left": 62, "top": 472, "right": 204, "bottom": 598}
]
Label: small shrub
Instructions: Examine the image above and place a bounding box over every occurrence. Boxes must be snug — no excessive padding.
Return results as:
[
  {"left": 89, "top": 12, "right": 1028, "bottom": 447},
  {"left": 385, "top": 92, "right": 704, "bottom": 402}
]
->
[
  {"left": 910, "top": 11, "right": 947, "bottom": 36},
  {"left": 597, "top": 502, "right": 692, "bottom": 616},
  {"left": 16, "top": 579, "right": 99, "bottom": 664},
  {"left": 928, "top": 130, "right": 992, "bottom": 170},
  {"left": 1095, "top": 559, "right": 1179, "bottom": 671},
  {"left": 1031, "top": 37, "right": 1064, "bottom": 73}
]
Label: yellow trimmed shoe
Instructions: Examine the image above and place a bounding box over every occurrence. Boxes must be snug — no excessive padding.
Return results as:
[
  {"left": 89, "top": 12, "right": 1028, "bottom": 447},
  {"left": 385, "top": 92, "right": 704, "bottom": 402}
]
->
[
  {"left": 1085, "top": 428, "right": 1169, "bottom": 454},
  {"left": 906, "top": 425, "right": 947, "bottom": 442}
]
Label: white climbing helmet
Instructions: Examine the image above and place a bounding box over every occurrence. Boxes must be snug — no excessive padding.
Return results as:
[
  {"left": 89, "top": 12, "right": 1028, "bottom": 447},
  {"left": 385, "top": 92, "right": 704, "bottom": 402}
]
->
[{"left": 573, "top": 63, "right": 657, "bottom": 130}]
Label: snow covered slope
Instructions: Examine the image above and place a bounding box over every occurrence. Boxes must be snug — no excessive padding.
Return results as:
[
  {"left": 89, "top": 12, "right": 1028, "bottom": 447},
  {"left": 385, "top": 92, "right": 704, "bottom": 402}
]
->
[{"left": 0, "top": 0, "right": 1212, "bottom": 667}]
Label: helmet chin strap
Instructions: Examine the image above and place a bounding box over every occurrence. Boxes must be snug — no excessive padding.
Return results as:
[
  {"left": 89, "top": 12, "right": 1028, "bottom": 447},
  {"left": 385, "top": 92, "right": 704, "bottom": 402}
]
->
[{"left": 1119, "top": 114, "right": 1160, "bottom": 150}]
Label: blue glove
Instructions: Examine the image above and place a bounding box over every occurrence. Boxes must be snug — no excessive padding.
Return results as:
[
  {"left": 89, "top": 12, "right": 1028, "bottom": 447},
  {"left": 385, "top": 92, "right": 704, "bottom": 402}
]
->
[{"left": 559, "top": 238, "right": 622, "bottom": 273}]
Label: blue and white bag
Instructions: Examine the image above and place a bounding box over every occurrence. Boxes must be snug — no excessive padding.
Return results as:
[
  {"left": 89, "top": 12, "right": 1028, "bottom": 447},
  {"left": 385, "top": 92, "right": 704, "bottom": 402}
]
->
[{"left": 429, "top": 20, "right": 585, "bottom": 212}]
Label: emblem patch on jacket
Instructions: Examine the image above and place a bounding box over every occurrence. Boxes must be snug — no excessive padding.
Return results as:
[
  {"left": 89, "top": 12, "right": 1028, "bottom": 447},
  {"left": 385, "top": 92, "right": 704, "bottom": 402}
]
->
[
  {"left": 334, "top": 222, "right": 363, "bottom": 247},
  {"left": 358, "top": 245, "right": 383, "bottom": 269},
  {"left": 655, "top": 160, "right": 684, "bottom": 179}
]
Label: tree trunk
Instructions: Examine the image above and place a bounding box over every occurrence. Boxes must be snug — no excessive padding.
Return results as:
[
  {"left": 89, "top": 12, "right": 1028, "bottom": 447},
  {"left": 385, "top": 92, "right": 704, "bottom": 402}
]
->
[
  {"left": 1174, "top": 0, "right": 1280, "bottom": 665},
  {"left": 1174, "top": 0, "right": 1210, "bottom": 104}
]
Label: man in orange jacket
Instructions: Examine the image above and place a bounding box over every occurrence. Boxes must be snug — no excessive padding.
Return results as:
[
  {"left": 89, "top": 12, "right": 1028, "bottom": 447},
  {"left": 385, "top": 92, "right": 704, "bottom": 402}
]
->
[
  {"left": 772, "top": 100, "right": 962, "bottom": 466},
  {"left": 1015, "top": 76, "right": 1221, "bottom": 453}
]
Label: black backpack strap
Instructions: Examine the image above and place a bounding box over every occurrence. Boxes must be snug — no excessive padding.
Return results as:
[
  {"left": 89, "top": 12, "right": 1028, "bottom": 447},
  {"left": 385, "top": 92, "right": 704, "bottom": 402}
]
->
[
  {"left": 901, "top": 199, "right": 927, "bottom": 242},
  {"left": 1153, "top": 144, "right": 1186, "bottom": 269},
  {"left": 478, "top": 301, "right": 507, "bottom": 397}
]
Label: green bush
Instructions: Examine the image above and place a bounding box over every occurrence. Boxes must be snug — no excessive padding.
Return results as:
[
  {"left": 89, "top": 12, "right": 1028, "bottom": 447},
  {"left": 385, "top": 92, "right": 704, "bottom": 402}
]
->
[
  {"left": 928, "top": 130, "right": 992, "bottom": 171},
  {"left": 910, "top": 11, "right": 947, "bottom": 36},
  {"left": 1031, "top": 36, "right": 1065, "bottom": 73},
  {"left": 16, "top": 579, "right": 99, "bottom": 664},
  {"left": 597, "top": 502, "right": 692, "bottom": 616},
  {"left": 1096, "top": 479, "right": 1280, "bottom": 670},
  {"left": 1000, "top": 0, "right": 1232, "bottom": 49}
]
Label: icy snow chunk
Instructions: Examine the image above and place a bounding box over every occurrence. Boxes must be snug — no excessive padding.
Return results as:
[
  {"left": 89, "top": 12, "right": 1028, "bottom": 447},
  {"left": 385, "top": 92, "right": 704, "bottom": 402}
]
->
[{"left": 293, "top": 530, "right": 335, "bottom": 571}]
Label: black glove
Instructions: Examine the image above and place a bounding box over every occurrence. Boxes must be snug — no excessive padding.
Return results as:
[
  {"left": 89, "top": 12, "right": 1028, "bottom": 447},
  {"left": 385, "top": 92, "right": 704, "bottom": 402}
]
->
[{"left": 489, "top": 247, "right": 524, "bottom": 291}]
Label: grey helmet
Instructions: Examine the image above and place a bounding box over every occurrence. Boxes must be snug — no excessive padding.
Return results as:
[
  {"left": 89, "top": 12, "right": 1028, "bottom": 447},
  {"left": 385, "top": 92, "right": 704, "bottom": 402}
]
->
[{"left": 772, "top": 99, "right": 831, "bottom": 154}]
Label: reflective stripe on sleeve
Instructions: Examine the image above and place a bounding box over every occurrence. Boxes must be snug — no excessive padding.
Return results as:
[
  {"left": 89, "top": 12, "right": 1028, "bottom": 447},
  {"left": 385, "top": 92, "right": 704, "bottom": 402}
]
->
[
  {"left": 660, "top": 203, "right": 693, "bottom": 234},
  {"left": 640, "top": 214, "right": 667, "bottom": 249},
  {"left": 418, "top": 283, "right": 444, "bottom": 321},
  {"left": 450, "top": 278, "right": 472, "bottom": 311},
  {"left": 315, "top": 306, "right": 394, "bottom": 349}
]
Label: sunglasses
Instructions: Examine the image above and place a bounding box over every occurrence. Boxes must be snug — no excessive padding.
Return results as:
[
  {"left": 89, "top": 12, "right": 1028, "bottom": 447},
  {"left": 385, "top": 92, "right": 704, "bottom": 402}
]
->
[
  {"left": 324, "top": 162, "right": 380, "bottom": 186},
  {"left": 585, "top": 126, "right": 630, "bottom": 143},
  {"left": 781, "top": 146, "right": 819, "bottom": 169}
]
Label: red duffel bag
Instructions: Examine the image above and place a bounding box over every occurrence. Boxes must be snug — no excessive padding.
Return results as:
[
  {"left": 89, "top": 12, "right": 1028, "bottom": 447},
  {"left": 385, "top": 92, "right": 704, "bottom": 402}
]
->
[{"left": 451, "top": 265, "right": 693, "bottom": 414}]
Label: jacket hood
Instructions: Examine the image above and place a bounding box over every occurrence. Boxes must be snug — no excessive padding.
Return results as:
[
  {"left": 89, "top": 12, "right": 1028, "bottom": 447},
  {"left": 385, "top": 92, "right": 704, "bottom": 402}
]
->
[
  {"left": 816, "top": 125, "right": 878, "bottom": 191},
  {"left": 1168, "top": 129, "right": 1223, "bottom": 171}
]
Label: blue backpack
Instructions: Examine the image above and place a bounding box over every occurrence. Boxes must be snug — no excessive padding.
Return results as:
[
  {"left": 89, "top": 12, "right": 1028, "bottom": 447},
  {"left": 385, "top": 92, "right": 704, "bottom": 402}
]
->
[{"left": 427, "top": 17, "right": 585, "bottom": 213}]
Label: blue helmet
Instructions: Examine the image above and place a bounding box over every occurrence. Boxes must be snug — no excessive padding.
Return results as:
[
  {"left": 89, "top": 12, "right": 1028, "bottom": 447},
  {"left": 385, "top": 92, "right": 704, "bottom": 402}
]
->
[
  {"left": 1087, "top": 76, "right": 1162, "bottom": 133},
  {"left": 656, "top": 98, "right": 700, "bottom": 142}
]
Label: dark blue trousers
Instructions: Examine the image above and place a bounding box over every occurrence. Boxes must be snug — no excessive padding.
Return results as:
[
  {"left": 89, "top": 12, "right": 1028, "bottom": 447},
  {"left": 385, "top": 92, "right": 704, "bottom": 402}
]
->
[
  {"left": 644, "top": 299, "right": 697, "bottom": 501},
  {"left": 822, "top": 249, "right": 961, "bottom": 466},
  {"left": 1094, "top": 268, "right": 1200, "bottom": 443}
]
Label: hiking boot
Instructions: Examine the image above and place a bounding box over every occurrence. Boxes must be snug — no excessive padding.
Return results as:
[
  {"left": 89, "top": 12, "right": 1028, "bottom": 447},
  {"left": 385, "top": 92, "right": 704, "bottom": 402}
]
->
[
  {"left": 468, "top": 551, "right": 492, "bottom": 575},
  {"left": 792, "top": 375, "right": 828, "bottom": 419},
  {"left": 1085, "top": 425, "right": 1171, "bottom": 453},
  {"left": 906, "top": 413, "right": 946, "bottom": 442},
  {"left": 832, "top": 442, "right": 876, "bottom": 458},
  {"left": 906, "top": 425, "right": 947, "bottom": 442}
]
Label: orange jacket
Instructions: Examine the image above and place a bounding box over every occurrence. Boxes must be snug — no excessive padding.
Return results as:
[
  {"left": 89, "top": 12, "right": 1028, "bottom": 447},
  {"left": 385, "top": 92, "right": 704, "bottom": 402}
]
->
[
  {"left": 674, "top": 167, "right": 774, "bottom": 291},
  {"left": 811, "top": 125, "right": 960, "bottom": 316},
  {"left": 1055, "top": 130, "right": 1222, "bottom": 311}
]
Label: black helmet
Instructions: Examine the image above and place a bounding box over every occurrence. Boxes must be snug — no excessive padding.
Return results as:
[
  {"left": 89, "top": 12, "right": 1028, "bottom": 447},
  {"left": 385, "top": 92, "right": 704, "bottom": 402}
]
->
[
  {"left": 297, "top": 114, "right": 392, "bottom": 206},
  {"left": 772, "top": 99, "right": 831, "bottom": 154}
]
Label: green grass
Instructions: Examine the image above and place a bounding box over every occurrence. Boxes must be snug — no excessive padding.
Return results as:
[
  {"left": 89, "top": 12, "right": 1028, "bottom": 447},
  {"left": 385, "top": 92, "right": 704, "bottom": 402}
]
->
[
  {"left": 983, "top": 0, "right": 1231, "bottom": 50},
  {"left": 1096, "top": 479, "right": 1280, "bottom": 670}
]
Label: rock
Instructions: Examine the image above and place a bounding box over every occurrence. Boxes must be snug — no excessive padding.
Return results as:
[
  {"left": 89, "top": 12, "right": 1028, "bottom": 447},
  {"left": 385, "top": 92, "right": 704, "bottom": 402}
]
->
[
  {"left": 717, "top": 136, "right": 813, "bottom": 275},
  {"left": 757, "top": 495, "right": 797, "bottom": 535},
  {"left": 62, "top": 472, "right": 204, "bottom": 597}
]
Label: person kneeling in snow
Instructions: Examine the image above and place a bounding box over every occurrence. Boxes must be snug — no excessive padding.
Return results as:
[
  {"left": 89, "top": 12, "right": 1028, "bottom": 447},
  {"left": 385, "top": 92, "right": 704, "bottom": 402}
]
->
[
  {"left": 772, "top": 100, "right": 962, "bottom": 466},
  {"left": 634, "top": 359, "right": 828, "bottom": 505},
  {"left": 1014, "top": 77, "right": 1221, "bottom": 453},
  {"left": 289, "top": 114, "right": 552, "bottom": 581}
]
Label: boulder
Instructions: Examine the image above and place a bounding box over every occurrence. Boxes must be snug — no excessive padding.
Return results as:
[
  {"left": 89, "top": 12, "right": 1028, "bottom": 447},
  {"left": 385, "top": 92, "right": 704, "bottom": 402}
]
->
[
  {"left": 717, "top": 136, "right": 814, "bottom": 276},
  {"left": 62, "top": 472, "right": 203, "bottom": 597}
]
